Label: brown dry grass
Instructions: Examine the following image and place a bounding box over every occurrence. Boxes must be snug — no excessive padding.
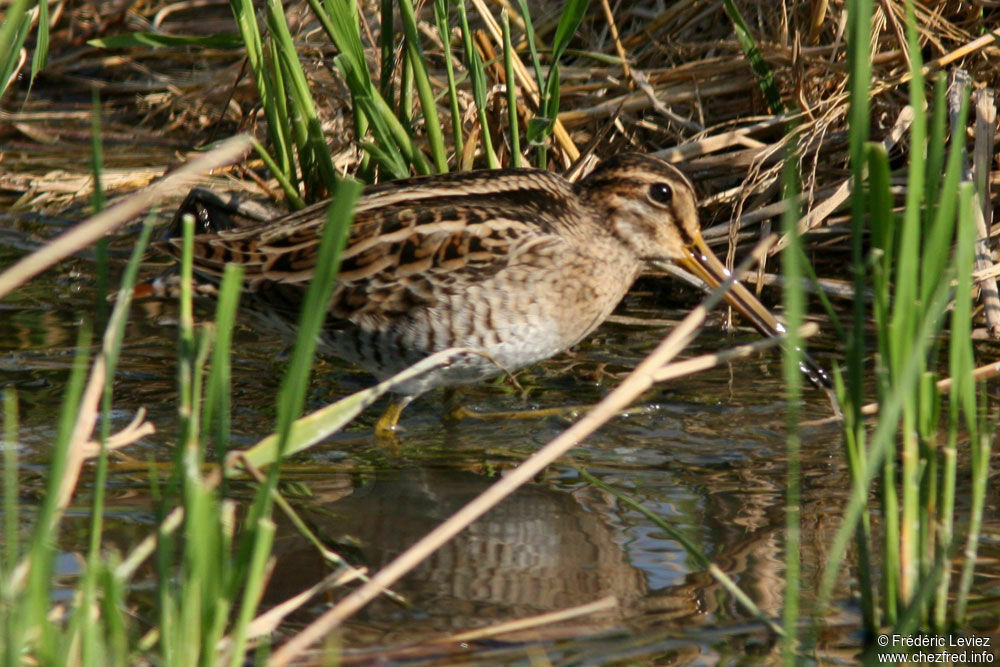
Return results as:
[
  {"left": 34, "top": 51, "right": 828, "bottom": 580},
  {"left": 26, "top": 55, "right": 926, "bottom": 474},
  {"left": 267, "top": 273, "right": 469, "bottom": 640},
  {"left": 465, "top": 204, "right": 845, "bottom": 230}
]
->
[{"left": 2, "top": 1, "right": 998, "bottom": 291}]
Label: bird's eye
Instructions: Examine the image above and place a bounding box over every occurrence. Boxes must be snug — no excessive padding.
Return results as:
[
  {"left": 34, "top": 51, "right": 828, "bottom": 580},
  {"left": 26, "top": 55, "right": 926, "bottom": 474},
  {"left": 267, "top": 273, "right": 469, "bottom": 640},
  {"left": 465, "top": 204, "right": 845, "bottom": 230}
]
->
[{"left": 648, "top": 182, "right": 673, "bottom": 204}]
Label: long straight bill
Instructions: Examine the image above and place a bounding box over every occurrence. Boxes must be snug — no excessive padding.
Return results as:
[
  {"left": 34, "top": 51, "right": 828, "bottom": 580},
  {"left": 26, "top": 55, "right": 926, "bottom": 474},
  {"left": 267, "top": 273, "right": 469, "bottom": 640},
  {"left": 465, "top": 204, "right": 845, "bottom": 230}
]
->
[{"left": 673, "top": 231, "right": 832, "bottom": 389}]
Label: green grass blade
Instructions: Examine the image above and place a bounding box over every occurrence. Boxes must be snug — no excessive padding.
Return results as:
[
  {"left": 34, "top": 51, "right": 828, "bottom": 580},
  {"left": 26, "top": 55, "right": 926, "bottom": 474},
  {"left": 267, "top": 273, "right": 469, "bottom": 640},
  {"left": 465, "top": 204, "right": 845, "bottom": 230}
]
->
[
  {"left": 249, "top": 137, "right": 306, "bottom": 209},
  {"left": 0, "top": 0, "right": 32, "bottom": 99},
  {"left": 844, "top": 0, "right": 873, "bottom": 429},
  {"left": 544, "top": 0, "right": 590, "bottom": 121},
  {"left": 309, "top": 0, "right": 429, "bottom": 174},
  {"left": 1, "top": 389, "right": 19, "bottom": 665},
  {"left": 373, "top": 85, "right": 430, "bottom": 174},
  {"left": 818, "top": 275, "right": 954, "bottom": 618},
  {"left": 936, "top": 183, "right": 976, "bottom": 627},
  {"left": 97, "top": 556, "right": 129, "bottom": 665},
  {"left": 544, "top": 0, "right": 591, "bottom": 114},
  {"left": 230, "top": 0, "right": 296, "bottom": 183},
  {"left": 838, "top": 0, "right": 876, "bottom": 635},
  {"left": 398, "top": 0, "right": 447, "bottom": 172},
  {"left": 514, "top": 0, "right": 547, "bottom": 166},
  {"left": 231, "top": 181, "right": 359, "bottom": 633},
  {"left": 311, "top": 0, "right": 371, "bottom": 154},
  {"left": 266, "top": 0, "right": 340, "bottom": 196},
  {"left": 235, "top": 176, "right": 361, "bottom": 573},
  {"left": 176, "top": 214, "right": 199, "bottom": 477},
  {"left": 275, "top": 180, "right": 359, "bottom": 449},
  {"left": 82, "top": 213, "right": 154, "bottom": 665},
  {"left": 548, "top": 0, "right": 590, "bottom": 62},
  {"left": 357, "top": 90, "right": 416, "bottom": 176},
  {"left": 398, "top": 41, "right": 414, "bottom": 126},
  {"left": 1, "top": 390, "right": 17, "bottom": 576},
  {"left": 455, "top": 0, "right": 498, "bottom": 168},
  {"left": 921, "top": 81, "right": 969, "bottom": 307},
  {"left": 529, "top": 0, "right": 590, "bottom": 166},
  {"left": 433, "top": 0, "right": 464, "bottom": 161},
  {"left": 924, "top": 72, "right": 949, "bottom": 212},
  {"left": 894, "top": 0, "right": 928, "bottom": 614},
  {"left": 866, "top": 139, "right": 897, "bottom": 629},
  {"left": 264, "top": 37, "right": 300, "bottom": 195},
  {"left": 378, "top": 0, "right": 395, "bottom": 99},
  {"left": 312, "top": 0, "right": 368, "bottom": 89},
  {"left": 203, "top": 263, "right": 244, "bottom": 463},
  {"left": 501, "top": 11, "right": 522, "bottom": 167},
  {"left": 28, "top": 0, "right": 49, "bottom": 94},
  {"left": 226, "top": 518, "right": 275, "bottom": 667},
  {"left": 881, "top": 449, "right": 899, "bottom": 626},
  {"left": 357, "top": 137, "right": 409, "bottom": 177},
  {"left": 21, "top": 324, "right": 93, "bottom": 662},
  {"left": 780, "top": 142, "right": 803, "bottom": 665},
  {"left": 792, "top": 245, "right": 844, "bottom": 340},
  {"left": 723, "top": 0, "right": 785, "bottom": 115},
  {"left": 889, "top": 0, "right": 926, "bottom": 380},
  {"left": 954, "top": 184, "right": 988, "bottom": 624},
  {"left": 866, "top": 142, "right": 893, "bottom": 348},
  {"left": 180, "top": 476, "right": 214, "bottom": 662},
  {"left": 514, "top": 0, "right": 545, "bottom": 94},
  {"left": 91, "top": 89, "right": 109, "bottom": 329},
  {"left": 891, "top": 555, "right": 949, "bottom": 637}
]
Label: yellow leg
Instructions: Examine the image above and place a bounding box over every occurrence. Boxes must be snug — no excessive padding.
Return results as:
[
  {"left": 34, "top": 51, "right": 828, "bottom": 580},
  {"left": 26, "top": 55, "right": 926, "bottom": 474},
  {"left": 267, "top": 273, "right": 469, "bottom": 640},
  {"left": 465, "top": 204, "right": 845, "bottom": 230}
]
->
[{"left": 374, "top": 397, "right": 411, "bottom": 439}]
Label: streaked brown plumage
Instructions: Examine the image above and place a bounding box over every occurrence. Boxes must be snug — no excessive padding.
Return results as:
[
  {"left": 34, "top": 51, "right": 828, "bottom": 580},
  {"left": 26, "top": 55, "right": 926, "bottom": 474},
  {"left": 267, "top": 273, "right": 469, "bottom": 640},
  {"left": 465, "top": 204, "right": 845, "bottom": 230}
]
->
[{"left": 161, "top": 153, "right": 811, "bottom": 433}]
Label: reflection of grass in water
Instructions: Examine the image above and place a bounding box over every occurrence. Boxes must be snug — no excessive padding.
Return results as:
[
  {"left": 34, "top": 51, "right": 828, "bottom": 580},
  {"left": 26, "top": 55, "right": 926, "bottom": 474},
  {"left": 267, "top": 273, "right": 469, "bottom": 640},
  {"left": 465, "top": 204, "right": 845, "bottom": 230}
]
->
[{"left": 0, "top": 0, "right": 998, "bottom": 663}]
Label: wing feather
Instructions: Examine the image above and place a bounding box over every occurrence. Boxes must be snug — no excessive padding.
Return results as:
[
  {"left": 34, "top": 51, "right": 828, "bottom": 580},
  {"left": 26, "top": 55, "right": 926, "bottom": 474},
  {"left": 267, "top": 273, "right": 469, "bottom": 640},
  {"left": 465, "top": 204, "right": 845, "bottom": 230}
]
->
[{"left": 161, "top": 169, "right": 582, "bottom": 326}]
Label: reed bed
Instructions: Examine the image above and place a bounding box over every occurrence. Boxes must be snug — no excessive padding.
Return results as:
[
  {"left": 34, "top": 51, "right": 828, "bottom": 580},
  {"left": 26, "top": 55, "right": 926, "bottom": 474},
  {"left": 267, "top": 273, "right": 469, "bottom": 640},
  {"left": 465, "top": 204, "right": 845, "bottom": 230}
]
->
[{"left": 1, "top": 0, "right": 998, "bottom": 663}]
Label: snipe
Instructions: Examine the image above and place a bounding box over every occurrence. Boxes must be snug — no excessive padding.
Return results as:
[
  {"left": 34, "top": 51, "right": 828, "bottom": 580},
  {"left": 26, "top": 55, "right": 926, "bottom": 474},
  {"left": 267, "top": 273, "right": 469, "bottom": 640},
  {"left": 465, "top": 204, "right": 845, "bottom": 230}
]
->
[{"left": 160, "top": 153, "right": 822, "bottom": 434}]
